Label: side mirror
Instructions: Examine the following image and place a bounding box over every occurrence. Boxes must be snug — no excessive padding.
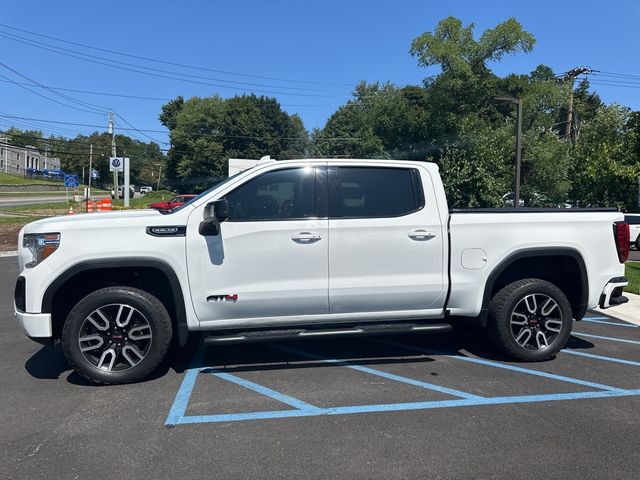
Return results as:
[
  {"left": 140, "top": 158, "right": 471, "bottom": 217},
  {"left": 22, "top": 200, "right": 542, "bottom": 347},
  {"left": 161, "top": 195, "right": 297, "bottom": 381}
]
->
[
  {"left": 212, "top": 199, "right": 229, "bottom": 221},
  {"left": 199, "top": 200, "right": 229, "bottom": 236}
]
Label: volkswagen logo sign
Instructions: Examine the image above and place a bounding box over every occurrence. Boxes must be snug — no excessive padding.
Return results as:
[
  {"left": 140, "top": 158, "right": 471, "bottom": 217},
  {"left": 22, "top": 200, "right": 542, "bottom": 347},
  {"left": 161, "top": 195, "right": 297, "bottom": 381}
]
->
[{"left": 112, "top": 158, "right": 121, "bottom": 167}]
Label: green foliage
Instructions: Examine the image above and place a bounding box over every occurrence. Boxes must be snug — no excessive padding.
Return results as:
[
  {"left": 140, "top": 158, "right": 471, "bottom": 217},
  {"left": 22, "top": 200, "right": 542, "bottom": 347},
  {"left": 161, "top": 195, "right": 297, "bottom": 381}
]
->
[
  {"left": 625, "top": 263, "right": 640, "bottom": 295},
  {"left": 409, "top": 17, "right": 535, "bottom": 75},
  {"left": 569, "top": 104, "right": 639, "bottom": 210},
  {"left": 161, "top": 94, "right": 309, "bottom": 191}
]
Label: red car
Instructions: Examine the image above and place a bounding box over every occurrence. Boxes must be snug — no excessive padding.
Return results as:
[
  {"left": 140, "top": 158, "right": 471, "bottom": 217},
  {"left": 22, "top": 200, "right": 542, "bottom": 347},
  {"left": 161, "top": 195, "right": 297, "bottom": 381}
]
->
[{"left": 148, "top": 194, "right": 196, "bottom": 212}]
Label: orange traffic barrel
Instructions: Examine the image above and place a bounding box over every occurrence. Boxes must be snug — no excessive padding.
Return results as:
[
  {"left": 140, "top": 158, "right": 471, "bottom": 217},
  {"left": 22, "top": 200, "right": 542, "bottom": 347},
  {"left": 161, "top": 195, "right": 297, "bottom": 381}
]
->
[{"left": 102, "top": 198, "right": 113, "bottom": 211}]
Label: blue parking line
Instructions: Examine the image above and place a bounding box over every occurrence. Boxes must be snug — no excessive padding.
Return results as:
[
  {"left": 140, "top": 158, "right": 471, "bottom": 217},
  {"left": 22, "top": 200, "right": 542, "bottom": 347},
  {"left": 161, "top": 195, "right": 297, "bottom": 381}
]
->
[
  {"left": 173, "top": 388, "right": 640, "bottom": 424},
  {"left": 582, "top": 317, "right": 638, "bottom": 328},
  {"left": 562, "top": 349, "right": 640, "bottom": 367},
  {"left": 573, "top": 332, "right": 640, "bottom": 345},
  {"left": 269, "top": 343, "right": 484, "bottom": 400},
  {"left": 209, "top": 370, "right": 322, "bottom": 413},
  {"left": 373, "top": 339, "right": 626, "bottom": 393},
  {"left": 165, "top": 344, "right": 206, "bottom": 426}
]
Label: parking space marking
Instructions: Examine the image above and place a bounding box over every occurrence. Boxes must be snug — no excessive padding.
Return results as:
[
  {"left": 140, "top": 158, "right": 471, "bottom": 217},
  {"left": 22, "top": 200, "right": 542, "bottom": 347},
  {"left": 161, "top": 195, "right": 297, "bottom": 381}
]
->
[
  {"left": 573, "top": 332, "right": 640, "bottom": 345},
  {"left": 374, "top": 339, "right": 626, "bottom": 392},
  {"left": 205, "top": 370, "right": 323, "bottom": 413},
  {"left": 169, "top": 388, "right": 640, "bottom": 425},
  {"left": 581, "top": 317, "right": 638, "bottom": 328},
  {"left": 563, "top": 349, "right": 640, "bottom": 367},
  {"left": 270, "top": 343, "right": 484, "bottom": 400},
  {"left": 166, "top": 332, "right": 640, "bottom": 426}
]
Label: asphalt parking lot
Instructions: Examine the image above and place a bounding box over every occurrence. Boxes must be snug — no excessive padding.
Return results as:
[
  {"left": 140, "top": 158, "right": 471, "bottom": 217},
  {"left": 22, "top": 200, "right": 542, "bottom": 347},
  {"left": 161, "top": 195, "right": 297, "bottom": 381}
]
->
[{"left": 1, "top": 256, "right": 639, "bottom": 480}]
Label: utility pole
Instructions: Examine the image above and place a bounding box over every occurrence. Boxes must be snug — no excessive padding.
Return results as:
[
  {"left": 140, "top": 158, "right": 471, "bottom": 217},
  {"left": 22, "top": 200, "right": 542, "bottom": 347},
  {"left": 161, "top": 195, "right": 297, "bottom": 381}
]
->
[
  {"left": 108, "top": 112, "right": 118, "bottom": 199},
  {"left": 558, "top": 66, "right": 592, "bottom": 140},
  {"left": 89, "top": 144, "right": 93, "bottom": 191},
  {"left": 156, "top": 164, "right": 162, "bottom": 192}
]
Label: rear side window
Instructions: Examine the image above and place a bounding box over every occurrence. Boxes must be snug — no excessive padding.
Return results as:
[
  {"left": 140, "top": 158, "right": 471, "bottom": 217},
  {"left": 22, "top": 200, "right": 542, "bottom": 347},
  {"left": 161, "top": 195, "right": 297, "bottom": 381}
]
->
[
  {"left": 328, "top": 167, "right": 424, "bottom": 218},
  {"left": 625, "top": 215, "right": 640, "bottom": 225},
  {"left": 225, "top": 167, "right": 316, "bottom": 221}
]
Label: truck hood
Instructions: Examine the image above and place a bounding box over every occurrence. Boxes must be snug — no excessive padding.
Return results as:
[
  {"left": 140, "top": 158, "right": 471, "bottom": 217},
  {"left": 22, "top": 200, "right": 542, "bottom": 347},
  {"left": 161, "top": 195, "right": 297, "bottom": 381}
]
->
[{"left": 22, "top": 208, "right": 191, "bottom": 234}]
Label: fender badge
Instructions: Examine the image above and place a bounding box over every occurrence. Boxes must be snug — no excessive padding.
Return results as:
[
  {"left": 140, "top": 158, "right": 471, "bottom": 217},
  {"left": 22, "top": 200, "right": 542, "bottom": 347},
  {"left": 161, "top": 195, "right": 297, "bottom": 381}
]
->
[
  {"left": 207, "top": 294, "right": 238, "bottom": 303},
  {"left": 146, "top": 226, "right": 186, "bottom": 237}
]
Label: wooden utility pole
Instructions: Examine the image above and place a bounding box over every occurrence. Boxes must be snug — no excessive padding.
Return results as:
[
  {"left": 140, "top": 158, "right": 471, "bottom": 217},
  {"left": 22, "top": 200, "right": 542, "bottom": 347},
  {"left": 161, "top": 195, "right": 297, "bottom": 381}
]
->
[{"left": 558, "top": 67, "right": 592, "bottom": 140}]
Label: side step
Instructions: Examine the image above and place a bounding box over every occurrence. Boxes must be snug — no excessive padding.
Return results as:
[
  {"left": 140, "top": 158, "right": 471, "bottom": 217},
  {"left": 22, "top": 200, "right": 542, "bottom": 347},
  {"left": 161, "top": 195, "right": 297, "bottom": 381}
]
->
[{"left": 203, "top": 322, "right": 452, "bottom": 345}]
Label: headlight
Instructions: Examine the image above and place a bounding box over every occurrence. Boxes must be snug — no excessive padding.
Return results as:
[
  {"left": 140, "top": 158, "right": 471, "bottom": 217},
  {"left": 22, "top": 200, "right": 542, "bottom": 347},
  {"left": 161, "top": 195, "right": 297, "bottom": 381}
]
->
[{"left": 22, "top": 233, "right": 60, "bottom": 268}]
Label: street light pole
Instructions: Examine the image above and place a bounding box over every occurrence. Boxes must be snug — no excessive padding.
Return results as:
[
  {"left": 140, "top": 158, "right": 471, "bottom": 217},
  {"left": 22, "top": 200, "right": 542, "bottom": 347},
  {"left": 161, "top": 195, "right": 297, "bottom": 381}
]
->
[
  {"left": 514, "top": 98, "right": 522, "bottom": 209},
  {"left": 495, "top": 96, "right": 523, "bottom": 208}
]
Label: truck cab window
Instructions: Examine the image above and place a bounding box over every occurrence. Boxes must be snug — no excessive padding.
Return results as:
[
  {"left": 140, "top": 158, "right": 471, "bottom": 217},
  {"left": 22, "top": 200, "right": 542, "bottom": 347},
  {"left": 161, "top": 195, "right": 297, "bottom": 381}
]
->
[
  {"left": 329, "top": 167, "right": 423, "bottom": 218},
  {"left": 225, "top": 167, "right": 316, "bottom": 221}
]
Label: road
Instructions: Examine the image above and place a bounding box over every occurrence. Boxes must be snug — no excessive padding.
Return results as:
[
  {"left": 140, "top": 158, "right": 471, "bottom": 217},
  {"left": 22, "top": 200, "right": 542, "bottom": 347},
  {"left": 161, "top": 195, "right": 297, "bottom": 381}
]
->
[
  {"left": 1, "top": 257, "right": 640, "bottom": 479},
  {"left": 0, "top": 194, "right": 111, "bottom": 209}
]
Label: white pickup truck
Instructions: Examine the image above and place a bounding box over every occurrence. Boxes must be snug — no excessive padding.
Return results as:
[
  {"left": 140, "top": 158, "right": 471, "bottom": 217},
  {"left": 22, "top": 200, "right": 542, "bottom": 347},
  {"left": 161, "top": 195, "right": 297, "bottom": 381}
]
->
[{"left": 14, "top": 158, "right": 631, "bottom": 384}]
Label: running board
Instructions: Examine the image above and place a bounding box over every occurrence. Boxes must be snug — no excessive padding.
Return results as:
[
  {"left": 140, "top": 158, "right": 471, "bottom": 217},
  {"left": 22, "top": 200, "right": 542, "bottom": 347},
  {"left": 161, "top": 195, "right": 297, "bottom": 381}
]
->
[{"left": 203, "top": 322, "right": 452, "bottom": 345}]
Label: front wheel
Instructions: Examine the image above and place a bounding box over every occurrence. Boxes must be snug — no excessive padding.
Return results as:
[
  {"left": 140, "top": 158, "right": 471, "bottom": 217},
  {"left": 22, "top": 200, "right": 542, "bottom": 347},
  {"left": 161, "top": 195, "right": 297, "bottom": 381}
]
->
[
  {"left": 487, "top": 278, "right": 572, "bottom": 361},
  {"left": 62, "top": 287, "right": 173, "bottom": 384}
]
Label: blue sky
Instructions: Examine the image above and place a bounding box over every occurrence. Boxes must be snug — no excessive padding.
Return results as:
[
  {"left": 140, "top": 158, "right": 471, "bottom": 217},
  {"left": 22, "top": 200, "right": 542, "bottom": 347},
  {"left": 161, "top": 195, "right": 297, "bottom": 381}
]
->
[{"left": 2, "top": 0, "right": 639, "bottom": 148}]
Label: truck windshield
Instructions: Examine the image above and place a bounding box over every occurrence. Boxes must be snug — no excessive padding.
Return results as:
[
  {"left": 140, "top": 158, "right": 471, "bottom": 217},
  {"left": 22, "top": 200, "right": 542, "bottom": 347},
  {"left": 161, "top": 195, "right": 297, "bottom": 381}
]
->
[{"left": 167, "top": 171, "right": 245, "bottom": 214}]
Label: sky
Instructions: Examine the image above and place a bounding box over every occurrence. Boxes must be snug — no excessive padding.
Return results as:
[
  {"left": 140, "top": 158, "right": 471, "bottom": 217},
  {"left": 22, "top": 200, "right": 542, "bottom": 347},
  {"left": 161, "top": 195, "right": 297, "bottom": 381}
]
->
[{"left": 2, "top": 0, "right": 639, "bottom": 150}]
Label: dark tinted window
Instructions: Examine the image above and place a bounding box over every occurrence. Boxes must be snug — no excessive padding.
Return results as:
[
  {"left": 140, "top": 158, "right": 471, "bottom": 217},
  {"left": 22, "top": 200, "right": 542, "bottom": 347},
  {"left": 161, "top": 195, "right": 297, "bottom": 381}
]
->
[
  {"left": 329, "top": 167, "right": 423, "bottom": 218},
  {"left": 625, "top": 215, "right": 640, "bottom": 225},
  {"left": 225, "top": 167, "right": 316, "bottom": 220}
]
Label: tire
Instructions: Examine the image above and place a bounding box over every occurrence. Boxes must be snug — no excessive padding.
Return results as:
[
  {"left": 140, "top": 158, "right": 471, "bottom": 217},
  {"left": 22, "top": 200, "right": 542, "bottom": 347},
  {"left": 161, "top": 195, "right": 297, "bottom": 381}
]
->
[
  {"left": 635, "top": 236, "right": 640, "bottom": 251},
  {"left": 487, "top": 278, "right": 572, "bottom": 362},
  {"left": 62, "top": 286, "right": 173, "bottom": 384}
]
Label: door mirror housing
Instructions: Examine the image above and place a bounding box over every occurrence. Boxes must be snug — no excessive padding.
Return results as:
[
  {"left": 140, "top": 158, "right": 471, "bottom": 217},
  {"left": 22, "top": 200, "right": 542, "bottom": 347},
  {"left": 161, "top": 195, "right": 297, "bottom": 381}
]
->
[{"left": 199, "top": 200, "right": 229, "bottom": 236}]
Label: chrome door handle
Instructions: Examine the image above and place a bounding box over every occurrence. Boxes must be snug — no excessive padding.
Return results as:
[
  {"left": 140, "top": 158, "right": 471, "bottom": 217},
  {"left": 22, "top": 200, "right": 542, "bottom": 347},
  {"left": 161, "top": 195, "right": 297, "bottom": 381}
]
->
[
  {"left": 408, "top": 230, "right": 436, "bottom": 241},
  {"left": 291, "top": 232, "right": 323, "bottom": 243}
]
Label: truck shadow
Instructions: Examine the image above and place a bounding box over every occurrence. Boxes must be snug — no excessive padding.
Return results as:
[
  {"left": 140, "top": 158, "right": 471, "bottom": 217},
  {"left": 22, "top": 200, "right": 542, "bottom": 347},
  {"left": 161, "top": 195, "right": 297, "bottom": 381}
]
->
[{"left": 24, "top": 329, "right": 596, "bottom": 385}]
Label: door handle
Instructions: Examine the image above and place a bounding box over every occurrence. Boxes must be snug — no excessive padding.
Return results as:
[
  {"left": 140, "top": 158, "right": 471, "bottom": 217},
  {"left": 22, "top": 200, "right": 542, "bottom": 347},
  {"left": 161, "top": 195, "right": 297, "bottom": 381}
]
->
[
  {"left": 408, "top": 230, "right": 436, "bottom": 241},
  {"left": 291, "top": 232, "right": 323, "bottom": 243}
]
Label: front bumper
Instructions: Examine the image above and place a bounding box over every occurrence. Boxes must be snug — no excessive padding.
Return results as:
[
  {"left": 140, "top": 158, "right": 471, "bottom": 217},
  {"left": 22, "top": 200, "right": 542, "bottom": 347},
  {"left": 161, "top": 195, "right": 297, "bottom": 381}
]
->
[
  {"left": 599, "top": 276, "right": 629, "bottom": 308},
  {"left": 15, "top": 309, "right": 52, "bottom": 339}
]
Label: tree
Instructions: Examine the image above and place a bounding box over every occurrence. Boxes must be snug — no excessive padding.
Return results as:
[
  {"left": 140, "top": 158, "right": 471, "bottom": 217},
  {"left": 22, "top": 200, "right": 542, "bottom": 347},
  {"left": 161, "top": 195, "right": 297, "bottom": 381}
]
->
[
  {"left": 409, "top": 17, "right": 535, "bottom": 75},
  {"left": 160, "top": 94, "right": 309, "bottom": 191},
  {"left": 569, "top": 104, "right": 639, "bottom": 210}
]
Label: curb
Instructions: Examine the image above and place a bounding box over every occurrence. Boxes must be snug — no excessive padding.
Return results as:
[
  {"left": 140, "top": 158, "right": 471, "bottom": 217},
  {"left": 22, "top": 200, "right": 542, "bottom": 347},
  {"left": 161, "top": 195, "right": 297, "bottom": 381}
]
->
[
  {"left": 0, "top": 250, "right": 18, "bottom": 257},
  {"left": 595, "top": 292, "right": 640, "bottom": 326}
]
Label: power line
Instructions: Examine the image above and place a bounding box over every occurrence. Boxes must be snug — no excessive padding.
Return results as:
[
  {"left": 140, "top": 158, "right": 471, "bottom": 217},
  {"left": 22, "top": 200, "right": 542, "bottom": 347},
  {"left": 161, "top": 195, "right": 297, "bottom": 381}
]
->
[
  {"left": 0, "top": 31, "right": 341, "bottom": 98},
  {"left": 0, "top": 61, "right": 109, "bottom": 114},
  {"left": 0, "top": 70, "right": 106, "bottom": 116},
  {"left": 0, "top": 23, "right": 354, "bottom": 88},
  {"left": 0, "top": 113, "right": 360, "bottom": 141}
]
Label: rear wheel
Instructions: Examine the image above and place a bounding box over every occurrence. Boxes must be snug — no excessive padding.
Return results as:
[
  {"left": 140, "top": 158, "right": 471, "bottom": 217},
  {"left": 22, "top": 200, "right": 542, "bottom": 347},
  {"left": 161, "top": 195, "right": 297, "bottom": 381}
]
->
[
  {"left": 62, "top": 286, "right": 173, "bottom": 384},
  {"left": 635, "top": 236, "right": 640, "bottom": 251},
  {"left": 488, "top": 278, "right": 572, "bottom": 361}
]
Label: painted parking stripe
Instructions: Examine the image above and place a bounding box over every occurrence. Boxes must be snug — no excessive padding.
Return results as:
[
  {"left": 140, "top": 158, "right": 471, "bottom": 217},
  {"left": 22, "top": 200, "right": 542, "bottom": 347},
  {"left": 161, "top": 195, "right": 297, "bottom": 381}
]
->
[
  {"left": 165, "top": 344, "right": 206, "bottom": 426},
  {"left": 573, "top": 332, "right": 640, "bottom": 345},
  {"left": 581, "top": 317, "right": 638, "bottom": 328},
  {"left": 270, "top": 343, "right": 484, "bottom": 400},
  {"left": 562, "top": 349, "right": 640, "bottom": 367},
  {"left": 373, "top": 339, "right": 626, "bottom": 392},
  {"left": 208, "top": 370, "right": 323, "bottom": 413},
  {"left": 173, "top": 388, "right": 640, "bottom": 424}
]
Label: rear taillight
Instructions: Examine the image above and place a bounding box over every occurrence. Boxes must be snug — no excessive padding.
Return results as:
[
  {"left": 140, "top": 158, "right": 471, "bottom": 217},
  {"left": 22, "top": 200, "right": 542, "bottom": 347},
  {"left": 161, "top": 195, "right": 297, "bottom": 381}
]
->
[{"left": 614, "top": 222, "right": 630, "bottom": 263}]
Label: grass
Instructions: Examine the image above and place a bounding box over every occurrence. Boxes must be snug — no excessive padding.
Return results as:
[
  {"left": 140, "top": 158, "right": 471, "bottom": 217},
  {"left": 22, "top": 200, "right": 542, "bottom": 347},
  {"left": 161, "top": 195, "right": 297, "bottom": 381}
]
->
[
  {"left": 0, "top": 215, "right": 46, "bottom": 225},
  {"left": 625, "top": 262, "right": 640, "bottom": 295},
  {"left": 0, "top": 172, "right": 64, "bottom": 186}
]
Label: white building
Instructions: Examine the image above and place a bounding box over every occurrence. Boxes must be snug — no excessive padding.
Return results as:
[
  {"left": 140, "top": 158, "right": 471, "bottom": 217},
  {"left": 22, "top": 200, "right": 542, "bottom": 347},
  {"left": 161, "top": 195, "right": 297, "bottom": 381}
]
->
[{"left": 0, "top": 134, "right": 61, "bottom": 175}]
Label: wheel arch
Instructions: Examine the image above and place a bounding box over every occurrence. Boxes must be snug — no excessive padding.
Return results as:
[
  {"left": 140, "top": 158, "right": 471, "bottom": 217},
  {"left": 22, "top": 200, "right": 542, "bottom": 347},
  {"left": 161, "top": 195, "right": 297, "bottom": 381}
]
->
[
  {"left": 42, "top": 258, "right": 189, "bottom": 347},
  {"left": 479, "top": 247, "right": 588, "bottom": 326}
]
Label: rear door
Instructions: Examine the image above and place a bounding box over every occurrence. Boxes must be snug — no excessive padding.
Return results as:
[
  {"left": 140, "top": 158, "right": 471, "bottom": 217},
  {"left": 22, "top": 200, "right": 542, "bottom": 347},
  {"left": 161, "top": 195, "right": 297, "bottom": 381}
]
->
[{"left": 327, "top": 164, "right": 446, "bottom": 315}]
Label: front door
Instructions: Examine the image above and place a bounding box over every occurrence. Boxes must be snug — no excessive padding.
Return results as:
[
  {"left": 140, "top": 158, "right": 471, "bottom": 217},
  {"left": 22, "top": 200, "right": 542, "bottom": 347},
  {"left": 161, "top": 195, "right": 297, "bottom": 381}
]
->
[{"left": 186, "top": 165, "right": 328, "bottom": 324}]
